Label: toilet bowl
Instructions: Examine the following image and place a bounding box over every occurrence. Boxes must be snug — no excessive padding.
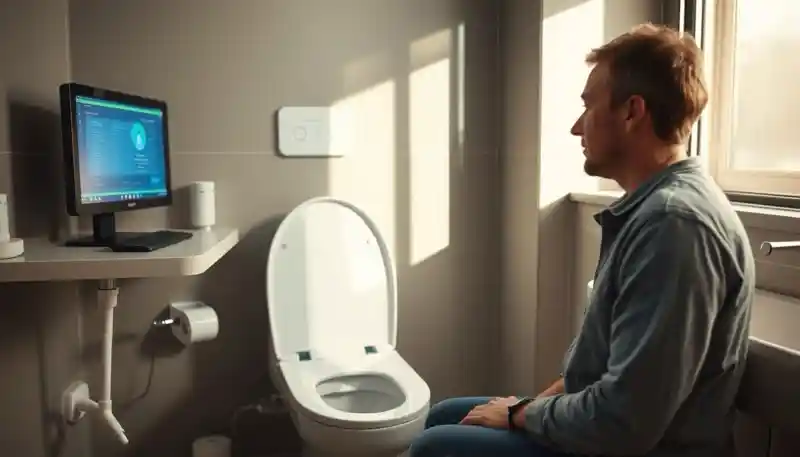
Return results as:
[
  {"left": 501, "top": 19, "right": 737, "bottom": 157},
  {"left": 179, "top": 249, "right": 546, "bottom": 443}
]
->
[{"left": 266, "top": 197, "right": 431, "bottom": 457}]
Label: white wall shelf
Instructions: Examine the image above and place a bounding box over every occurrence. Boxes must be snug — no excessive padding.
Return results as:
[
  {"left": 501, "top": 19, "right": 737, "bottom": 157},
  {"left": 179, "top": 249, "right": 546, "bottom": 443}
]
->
[{"left": 0, "top": 227, "right": 239, "bottom": 283}]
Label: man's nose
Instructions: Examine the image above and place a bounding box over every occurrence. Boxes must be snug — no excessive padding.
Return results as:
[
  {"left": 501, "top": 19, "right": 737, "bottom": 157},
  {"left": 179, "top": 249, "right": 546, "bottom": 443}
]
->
[{"left": 570, "top": 119, "right": 582, "bottom": 136}]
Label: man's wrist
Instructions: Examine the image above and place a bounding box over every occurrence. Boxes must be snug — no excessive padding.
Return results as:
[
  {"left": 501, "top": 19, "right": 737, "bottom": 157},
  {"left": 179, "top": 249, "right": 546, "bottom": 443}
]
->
[
  {"left": 512, "top": 402, "right": 528, "bottom": 429},
  {"left": 508, "top": 397, "right": 534, "bottom": 431}
]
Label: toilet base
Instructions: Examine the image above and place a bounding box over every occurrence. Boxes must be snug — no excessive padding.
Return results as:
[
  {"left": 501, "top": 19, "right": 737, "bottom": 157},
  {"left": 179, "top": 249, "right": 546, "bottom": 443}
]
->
[
  {"left": 268, "top": 356, "right": 427, "bottom": 457},
  {"left": 293, "top": 409, "right": 424, "bottom": 457},
  {"left": 302, "top": 447, "right": 409, "bottom": 457}
]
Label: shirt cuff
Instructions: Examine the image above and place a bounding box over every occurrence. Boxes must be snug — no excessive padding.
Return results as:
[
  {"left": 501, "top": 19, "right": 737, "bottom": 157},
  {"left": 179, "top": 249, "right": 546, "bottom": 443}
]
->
[{"left": 522, "top": 394, "right": 558, "bottom": 437}]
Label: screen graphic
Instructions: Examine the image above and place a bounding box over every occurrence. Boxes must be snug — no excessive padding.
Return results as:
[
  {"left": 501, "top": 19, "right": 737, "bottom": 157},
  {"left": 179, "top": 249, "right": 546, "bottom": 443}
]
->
[{"left": 74, "top": 95, "right": 168, "bottom": 204}]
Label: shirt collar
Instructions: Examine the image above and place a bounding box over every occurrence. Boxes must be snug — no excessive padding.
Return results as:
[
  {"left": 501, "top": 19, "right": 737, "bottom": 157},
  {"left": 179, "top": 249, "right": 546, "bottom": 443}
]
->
[{"left": 594, "top": 158, "right": 701, "bottom": 224}]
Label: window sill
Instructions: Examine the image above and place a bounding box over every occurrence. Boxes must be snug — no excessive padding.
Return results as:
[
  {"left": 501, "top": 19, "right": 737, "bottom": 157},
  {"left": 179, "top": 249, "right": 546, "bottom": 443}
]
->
[
  {"left": 569, "top": 191, "right": 800, "bottom": 233},
  {"left": 569, "top": 190, "right": 624, "bottom": 207}
]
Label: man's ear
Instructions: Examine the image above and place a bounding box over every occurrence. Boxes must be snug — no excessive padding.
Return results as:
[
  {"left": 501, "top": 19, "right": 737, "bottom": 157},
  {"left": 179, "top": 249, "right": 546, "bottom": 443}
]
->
[{"left": 623, "top": 95, "right": 647, "bottom": 131}]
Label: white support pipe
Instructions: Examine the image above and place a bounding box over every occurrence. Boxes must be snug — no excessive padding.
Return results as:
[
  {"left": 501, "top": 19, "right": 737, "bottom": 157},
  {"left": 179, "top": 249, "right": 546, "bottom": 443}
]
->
[
  {"left": 97, "top": 280, "right": 129, "bottom": 445},
  {"left": 75, "top": 395, "right": 99, "bottom": 414}
]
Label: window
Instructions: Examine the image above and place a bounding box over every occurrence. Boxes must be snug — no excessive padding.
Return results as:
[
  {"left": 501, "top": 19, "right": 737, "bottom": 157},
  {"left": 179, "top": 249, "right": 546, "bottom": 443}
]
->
[{"left": 696, "top": 0, "right": 800, "bottom": 200}]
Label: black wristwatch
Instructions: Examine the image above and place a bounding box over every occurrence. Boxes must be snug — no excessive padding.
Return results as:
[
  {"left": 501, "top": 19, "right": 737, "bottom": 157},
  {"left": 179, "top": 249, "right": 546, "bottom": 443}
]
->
[{"left": 508, "top": 396, "right": 535, "bottom": 431}]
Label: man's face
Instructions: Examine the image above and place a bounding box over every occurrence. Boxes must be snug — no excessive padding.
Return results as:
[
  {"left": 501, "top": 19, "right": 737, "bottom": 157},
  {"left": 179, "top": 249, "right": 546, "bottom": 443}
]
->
[{"left": 571, "top": 64, "right": 628, "bottom": 178}]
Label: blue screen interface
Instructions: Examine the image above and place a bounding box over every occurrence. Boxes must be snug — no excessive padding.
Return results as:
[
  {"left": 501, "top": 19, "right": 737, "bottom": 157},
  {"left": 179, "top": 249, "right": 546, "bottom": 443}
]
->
[{"left": 74, "top": 95, "right": 168, "bottom": 204}]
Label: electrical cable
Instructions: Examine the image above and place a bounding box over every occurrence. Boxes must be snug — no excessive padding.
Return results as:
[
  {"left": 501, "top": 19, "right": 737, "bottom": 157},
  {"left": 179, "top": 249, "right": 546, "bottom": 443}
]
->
[
  {"left": 118, "top": 353, "right": 156, "bottom": 412},
  {"left": 765, "top": 427, "right": 773, "bottom": 457}
]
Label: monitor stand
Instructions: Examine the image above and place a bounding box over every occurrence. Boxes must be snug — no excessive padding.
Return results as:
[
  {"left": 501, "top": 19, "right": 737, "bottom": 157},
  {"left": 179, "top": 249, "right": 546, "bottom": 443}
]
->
[{"left": 65, "top": 213, "right": 145, "bottom": 248}]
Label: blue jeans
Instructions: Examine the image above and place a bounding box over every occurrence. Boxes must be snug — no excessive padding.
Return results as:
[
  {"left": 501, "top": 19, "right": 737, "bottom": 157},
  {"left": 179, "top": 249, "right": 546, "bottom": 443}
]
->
[{"left": 408, "top": 397, "right": 572, "bottom": 457}]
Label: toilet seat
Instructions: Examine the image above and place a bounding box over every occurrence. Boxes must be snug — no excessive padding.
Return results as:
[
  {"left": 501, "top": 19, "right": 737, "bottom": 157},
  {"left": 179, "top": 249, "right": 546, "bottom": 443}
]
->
[
  {"left": 266, "top": 197, "right": 429, "bottom": 431},
  {"left": 279, "top": 350, "right": 429, "bottom": 430}
]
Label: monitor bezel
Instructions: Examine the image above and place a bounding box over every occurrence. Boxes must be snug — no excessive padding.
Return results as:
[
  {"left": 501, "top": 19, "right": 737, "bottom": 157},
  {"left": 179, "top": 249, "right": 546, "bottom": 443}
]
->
[{"left": 59, "top": 82, "right": 173, "bottom": 217}]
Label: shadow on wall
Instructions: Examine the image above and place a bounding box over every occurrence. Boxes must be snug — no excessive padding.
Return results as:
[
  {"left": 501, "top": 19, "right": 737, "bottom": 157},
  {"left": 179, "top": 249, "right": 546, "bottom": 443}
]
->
[
  {"left": 2, "top": 97, "right": 88, "bottom": 457},
  {"left": 68, "top": 214, "right": 292, "bottom": 457},
  {"left": 387, "top": 18, "right": 493, "bottom": 401},
  {"left": 6, "top": 96, "right": 64, "bottom": 241}
]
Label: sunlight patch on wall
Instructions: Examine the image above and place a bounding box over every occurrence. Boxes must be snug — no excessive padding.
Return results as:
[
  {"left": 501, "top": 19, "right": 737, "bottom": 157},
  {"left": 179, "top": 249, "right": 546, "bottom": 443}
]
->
[
  {"left": 539, "top": 0, "right": 606, "bottom": 207},
  {"left": 409, "top": 30, "right": 452, "bottom": 265},
  {"left": 328, "top": 79, "right": 397, "bottom": 256}
]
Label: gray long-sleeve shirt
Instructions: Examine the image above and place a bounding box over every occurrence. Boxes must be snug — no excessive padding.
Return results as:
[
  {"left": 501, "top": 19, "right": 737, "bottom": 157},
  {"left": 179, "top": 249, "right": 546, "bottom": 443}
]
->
[{"left": 524, "top": 159, "right": 755, "bottom": 457}]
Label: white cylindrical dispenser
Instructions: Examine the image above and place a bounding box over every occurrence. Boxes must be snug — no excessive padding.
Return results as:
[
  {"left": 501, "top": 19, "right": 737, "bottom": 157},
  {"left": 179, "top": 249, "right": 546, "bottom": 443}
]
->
[{"left": 189, "top": 181, "right": 216, "bottom": 230}]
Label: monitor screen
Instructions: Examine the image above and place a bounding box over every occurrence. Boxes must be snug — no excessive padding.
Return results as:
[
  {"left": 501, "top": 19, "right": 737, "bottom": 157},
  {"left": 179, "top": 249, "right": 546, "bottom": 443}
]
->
[{"left": 73, "top": 95, "right": 169, "bottom": 205}]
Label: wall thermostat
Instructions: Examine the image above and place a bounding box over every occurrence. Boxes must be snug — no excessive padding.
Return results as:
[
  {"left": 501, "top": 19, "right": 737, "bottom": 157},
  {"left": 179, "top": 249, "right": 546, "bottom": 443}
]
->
[{"left": 277, "top": 106, "right": 337, "bottom": 158}]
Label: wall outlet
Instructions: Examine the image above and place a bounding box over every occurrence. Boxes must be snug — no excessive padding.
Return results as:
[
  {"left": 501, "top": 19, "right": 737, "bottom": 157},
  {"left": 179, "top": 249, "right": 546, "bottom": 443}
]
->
[{"left": 61, "top": 381, "right": 92, "bottom": 425}]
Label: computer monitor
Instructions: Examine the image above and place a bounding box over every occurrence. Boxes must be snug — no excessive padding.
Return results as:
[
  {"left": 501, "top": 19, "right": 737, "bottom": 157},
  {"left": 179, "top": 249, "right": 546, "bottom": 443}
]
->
[{"left": 59, "top": 82, "right": 173, "bottom": 246}]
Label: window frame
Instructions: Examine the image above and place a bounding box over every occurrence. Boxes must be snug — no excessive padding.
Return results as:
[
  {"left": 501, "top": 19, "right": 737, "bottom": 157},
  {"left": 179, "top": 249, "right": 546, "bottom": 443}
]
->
[{"left": 692, "top": 0, "right": 800, "bottom": 208}]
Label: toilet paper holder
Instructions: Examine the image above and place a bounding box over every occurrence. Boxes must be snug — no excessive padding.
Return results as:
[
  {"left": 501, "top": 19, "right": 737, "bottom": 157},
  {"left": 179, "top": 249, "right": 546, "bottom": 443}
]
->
[
  {"left": 153, "top": 316, "right": 180, "bottom": 327},
  {"left": 152, "top": 301, "right": 220, "bottom": 346}
]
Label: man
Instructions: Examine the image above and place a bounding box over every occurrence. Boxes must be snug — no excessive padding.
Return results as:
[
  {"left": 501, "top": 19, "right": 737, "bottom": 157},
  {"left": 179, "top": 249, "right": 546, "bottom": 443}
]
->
[{"left": 409, "top": 23, "right": 755, "bottom": 457}]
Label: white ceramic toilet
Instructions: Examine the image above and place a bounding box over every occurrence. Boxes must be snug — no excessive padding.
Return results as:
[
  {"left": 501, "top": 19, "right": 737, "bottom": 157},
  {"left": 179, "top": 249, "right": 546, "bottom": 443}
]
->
[{"left": 266, "top": 197, "right": 431, "bottom": 457}]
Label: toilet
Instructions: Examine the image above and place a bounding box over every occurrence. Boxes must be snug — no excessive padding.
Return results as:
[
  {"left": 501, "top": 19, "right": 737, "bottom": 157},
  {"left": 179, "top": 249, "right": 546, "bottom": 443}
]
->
[{"left": 266, "top": 197, "right": 431, "bottom": 457}]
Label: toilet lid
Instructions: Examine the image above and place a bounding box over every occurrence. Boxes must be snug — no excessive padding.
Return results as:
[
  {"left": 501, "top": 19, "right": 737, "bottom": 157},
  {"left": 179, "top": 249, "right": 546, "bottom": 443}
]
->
[{"left": 266, "top": 197, "right": 398, "bottom": 362}]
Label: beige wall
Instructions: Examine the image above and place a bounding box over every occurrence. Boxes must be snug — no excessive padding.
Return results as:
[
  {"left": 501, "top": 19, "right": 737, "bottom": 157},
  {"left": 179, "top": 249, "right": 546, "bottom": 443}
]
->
[
  {"left": 3, "top": 1, "right": 500, "bottom": 456},
  {"left": 0, "top": 1, "right": 88, "bottom": 457}
]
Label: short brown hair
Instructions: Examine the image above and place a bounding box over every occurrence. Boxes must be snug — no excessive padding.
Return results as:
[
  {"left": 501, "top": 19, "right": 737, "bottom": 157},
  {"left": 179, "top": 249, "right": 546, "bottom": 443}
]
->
[{"left": 586, "top": 23, "right": 708, "bottom": 144}]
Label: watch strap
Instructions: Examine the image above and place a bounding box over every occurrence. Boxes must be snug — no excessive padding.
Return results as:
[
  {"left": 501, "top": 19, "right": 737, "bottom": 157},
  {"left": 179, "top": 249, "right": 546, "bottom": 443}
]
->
[{"left": 508, "top": 396, "right": 534, "bottom": 431}]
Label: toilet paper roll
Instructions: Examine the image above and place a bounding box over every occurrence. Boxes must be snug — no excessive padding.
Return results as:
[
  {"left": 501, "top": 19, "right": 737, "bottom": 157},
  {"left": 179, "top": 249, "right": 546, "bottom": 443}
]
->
[
  {"left": 192, "top": 435, "right": 231, "bottom": 457},
  {"left": 169, "top": 301, "right": 220, "bottom": 346}
]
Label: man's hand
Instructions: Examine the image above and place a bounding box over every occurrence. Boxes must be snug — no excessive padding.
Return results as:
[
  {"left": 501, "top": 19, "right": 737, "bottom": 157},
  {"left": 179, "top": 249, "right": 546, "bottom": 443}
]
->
[
  {"left": 489, "top": 396, "right": 518, "bottom": 405},
  {"left": 459, "top": 397, "right": 517, "bottom": 428}
]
